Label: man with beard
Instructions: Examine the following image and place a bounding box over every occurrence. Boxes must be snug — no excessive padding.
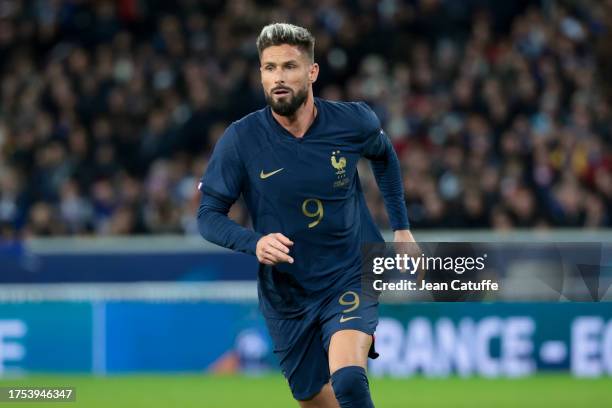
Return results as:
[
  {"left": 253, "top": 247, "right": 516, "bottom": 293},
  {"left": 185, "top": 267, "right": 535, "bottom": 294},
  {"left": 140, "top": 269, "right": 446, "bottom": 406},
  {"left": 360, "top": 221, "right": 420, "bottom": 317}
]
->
[{"left": 197, "top": 23, "right": 414, "bottom": 408}]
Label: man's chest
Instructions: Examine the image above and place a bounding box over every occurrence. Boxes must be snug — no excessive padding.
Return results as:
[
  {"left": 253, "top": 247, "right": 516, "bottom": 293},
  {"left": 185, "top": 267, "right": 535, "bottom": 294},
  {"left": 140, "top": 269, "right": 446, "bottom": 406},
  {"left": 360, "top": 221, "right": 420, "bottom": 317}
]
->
[{"left": 244, "top": 138, "right": 361, "bottom": 200}]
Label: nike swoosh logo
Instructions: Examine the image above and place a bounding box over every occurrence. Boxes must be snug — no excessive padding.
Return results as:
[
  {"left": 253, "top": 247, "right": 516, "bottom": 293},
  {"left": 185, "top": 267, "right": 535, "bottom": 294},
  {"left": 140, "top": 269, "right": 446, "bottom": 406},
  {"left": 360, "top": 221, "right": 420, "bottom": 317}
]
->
[
  {"left": 339, "top": 316, "right": 362, "bottom": 323},
  {"left": 260, "top": 168, "right": 284, "bottom": 179}
]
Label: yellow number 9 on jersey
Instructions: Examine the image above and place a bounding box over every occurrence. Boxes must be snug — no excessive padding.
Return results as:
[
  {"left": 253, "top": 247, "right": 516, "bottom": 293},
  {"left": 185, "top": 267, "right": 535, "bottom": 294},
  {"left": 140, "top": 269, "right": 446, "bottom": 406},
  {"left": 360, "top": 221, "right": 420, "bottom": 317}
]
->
[
  {"left": 339, "top": 291, "right": 360, "bottom": 313},
  {"left": 302, "top": 198, "right": 323, "bottom": 228}
]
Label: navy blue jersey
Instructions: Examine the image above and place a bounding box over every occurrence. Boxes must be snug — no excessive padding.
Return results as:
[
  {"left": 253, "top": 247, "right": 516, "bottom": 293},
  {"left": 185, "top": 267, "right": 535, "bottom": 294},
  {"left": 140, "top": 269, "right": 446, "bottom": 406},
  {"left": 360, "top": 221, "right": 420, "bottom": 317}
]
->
[{"left": 199, "top": 98, "right": 407, "bottom": 318}]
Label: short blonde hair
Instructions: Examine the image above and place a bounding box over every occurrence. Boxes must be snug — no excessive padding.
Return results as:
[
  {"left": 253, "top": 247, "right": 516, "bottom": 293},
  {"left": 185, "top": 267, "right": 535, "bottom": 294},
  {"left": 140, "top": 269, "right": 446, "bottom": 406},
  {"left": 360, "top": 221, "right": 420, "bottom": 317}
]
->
[{"left": 256, "top": 23, "right": 315, "bottom": 62}]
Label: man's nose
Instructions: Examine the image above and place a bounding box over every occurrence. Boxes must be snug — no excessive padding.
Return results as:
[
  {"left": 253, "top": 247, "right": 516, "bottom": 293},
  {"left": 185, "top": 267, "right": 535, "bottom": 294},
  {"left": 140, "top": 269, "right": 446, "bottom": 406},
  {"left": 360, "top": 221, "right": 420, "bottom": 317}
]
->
[{"left": 273, "top": 70, "right": 286, "bottom": 84}]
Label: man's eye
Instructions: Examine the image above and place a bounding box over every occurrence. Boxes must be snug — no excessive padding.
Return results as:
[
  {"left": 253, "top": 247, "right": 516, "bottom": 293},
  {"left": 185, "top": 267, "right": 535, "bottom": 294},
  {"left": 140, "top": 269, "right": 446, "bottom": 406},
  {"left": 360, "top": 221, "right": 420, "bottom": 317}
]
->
[{"left": 265, "top": 66, "right": 274, "bottom": 71}]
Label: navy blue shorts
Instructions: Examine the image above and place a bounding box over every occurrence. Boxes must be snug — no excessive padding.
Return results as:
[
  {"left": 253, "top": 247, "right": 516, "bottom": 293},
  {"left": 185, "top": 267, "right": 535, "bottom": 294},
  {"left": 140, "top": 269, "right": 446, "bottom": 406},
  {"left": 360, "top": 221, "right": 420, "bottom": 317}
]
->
[{"left": 264, "top": 288, "right": 379, "bottom": 401}]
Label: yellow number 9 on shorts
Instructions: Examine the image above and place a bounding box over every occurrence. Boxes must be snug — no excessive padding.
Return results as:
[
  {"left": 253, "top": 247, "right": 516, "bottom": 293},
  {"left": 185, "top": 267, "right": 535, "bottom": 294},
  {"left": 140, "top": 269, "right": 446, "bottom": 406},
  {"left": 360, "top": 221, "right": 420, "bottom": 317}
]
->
[{"left": 338, "top": 291, "right": 360, "bottom": 313}]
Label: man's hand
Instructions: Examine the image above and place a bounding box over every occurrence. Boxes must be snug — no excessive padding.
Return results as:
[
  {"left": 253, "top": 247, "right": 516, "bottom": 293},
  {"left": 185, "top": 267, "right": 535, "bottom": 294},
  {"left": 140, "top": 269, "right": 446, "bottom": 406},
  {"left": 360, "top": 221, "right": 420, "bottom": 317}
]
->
[
  {"left": 394, "top": 229, "right": 416, "bottom": 243},
  {"left": 256, "top": 233, "right": 294, "bottom": 265},
  {"left": 393, "top": 230, "right": 424, "bottom": 282},
  {"left": 393, "top": 230, "right": 419, "bottom": 262}
]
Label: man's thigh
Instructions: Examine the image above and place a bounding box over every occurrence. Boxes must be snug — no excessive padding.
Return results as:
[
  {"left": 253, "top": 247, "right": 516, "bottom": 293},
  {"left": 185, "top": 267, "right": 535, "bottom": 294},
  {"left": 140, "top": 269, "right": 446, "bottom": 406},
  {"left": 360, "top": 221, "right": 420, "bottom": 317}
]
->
[
  {"left": 298, "top": 383, "right": 339, "bottom": 408},
  {"left": 265, "top": 313, "right": 330, "bottom": 402},
  {"left": 328, "top": 329, "right": 372, "bottom": 374},
  {"left": 319, "top": 288, "right": 379, "bottom": 362}
]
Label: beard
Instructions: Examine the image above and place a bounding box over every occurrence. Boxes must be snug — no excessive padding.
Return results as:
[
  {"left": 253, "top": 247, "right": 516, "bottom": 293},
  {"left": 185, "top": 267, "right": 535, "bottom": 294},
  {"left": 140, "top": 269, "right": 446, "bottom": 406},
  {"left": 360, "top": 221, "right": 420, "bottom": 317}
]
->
[{"left": 265, "top": 85, "right": 309, "bottom": 117}]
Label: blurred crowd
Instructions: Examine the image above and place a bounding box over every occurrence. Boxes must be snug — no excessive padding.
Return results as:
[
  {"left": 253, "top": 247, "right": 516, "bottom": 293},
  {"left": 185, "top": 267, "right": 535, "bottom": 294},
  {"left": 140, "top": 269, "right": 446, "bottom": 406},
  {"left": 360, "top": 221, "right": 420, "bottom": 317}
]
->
[{"left": 0, "top": 0, "right": 610, "bottom": 238}]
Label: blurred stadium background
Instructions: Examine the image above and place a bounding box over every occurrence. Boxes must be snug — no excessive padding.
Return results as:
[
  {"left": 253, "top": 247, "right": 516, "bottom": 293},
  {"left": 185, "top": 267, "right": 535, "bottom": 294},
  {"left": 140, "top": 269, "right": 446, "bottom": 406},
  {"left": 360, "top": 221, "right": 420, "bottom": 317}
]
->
[{"left": 0, "top": 0, "right": 611, "bottom": 407}]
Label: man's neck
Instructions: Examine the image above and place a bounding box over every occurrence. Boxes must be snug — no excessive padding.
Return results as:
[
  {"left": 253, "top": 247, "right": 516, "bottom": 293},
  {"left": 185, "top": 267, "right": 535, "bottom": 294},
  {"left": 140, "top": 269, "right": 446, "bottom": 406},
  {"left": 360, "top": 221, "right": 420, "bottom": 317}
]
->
[{"left": 271, "top": 94, "right": 317, "bottom": 138}]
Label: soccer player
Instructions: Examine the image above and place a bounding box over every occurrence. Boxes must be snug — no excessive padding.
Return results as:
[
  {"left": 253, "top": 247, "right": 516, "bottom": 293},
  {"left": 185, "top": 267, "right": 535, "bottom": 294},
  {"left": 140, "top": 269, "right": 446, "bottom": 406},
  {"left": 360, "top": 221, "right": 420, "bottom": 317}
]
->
[{"left": 198, "top": 23, "right": 414, "bottom": 408}]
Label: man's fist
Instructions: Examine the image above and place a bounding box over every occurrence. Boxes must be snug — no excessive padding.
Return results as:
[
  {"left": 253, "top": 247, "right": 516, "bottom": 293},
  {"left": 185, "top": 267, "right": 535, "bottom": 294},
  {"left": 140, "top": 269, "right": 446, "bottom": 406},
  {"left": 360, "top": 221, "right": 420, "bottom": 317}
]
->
[{"left": 256, "top": 233, "right": 294, "bottom": 265}]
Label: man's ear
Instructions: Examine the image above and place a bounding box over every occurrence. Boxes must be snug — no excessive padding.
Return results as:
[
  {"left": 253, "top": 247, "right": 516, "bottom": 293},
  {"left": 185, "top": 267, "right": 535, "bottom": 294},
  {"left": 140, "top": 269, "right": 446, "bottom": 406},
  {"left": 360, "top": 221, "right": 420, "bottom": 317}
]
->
[{"left": 309, "top": 63, "right": 319, "bottom": 84}]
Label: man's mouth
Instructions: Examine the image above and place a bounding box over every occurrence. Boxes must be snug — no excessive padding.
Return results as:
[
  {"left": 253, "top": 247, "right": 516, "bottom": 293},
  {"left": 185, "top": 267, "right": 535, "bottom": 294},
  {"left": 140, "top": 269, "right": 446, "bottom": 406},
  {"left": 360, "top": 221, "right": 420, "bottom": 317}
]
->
[{"left": 273, "top": 88, "right": 291, "bottom": 96}]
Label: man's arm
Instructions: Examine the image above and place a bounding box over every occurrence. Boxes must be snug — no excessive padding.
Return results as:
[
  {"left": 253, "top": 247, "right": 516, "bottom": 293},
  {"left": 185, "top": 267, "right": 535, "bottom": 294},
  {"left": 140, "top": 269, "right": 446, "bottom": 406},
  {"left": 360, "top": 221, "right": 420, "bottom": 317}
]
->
[
  {"left": 197, "top": 192, "right": 262, "bottom": 255},
  {"left": 197, "top": 124, "right": 263, "bottom": 254},
  {"left": 197, "top": 124, "right": 294, "bottom": 263},
  {"left": 198, "top": 192, "right": 294, "bottom": 264},
  {"left": 363, "top": 130, "right": 414, "bottom": 242}
]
